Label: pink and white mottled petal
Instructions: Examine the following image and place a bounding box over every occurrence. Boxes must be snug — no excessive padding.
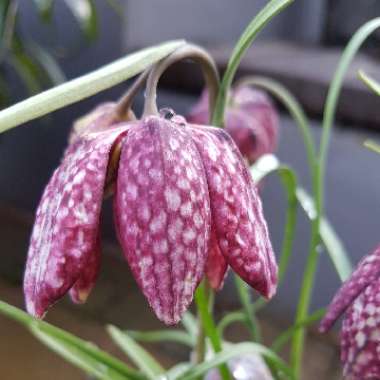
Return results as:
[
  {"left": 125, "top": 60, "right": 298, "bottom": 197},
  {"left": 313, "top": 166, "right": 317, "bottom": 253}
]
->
[
  {"left": 115, "top": 116, "right": 211, "bottom": 325},
  {"left": 205, "top": 230, "right": 229, "bottom": 291},
  {"left": 24, "top": 125, "right": 128, "bottom": 318},
  {"left": 190, "top": 125, "right": 277, "bottom": 299},
  {"left": 340, "top": 277, "right": 380, "bottom": 380},
  {"left": 320, "top": 246, "right": 380, "bottom": 333},
  {"left": 69, "top": 234, "right": 101, "bottom": 303}
]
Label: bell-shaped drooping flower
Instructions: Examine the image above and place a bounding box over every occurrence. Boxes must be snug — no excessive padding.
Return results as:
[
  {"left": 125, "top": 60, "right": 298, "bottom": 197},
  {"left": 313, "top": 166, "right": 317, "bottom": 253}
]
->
[
  {"left": 24, "top": 44, "right": 277, "bottom": 325},
  {"left": 187, "top": 85, "right": 279, "bottom": 165},
  {"left": 320, "top": 245, "right": 380, "bottom": 379}
]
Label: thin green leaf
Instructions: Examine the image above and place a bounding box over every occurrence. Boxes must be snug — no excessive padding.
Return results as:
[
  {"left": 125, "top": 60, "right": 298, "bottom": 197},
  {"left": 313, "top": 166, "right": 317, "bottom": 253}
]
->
[
  {"left": 127, "top": 329, "right": 195, "bottom": 348},
  {"left": 251, "top": 155, "right": 298, "bottom": 284},
  {"left": 271, "top": 308, "right": 326, "bottom": 353},
  {"left": 181, "top": 311, "right": 198, "bottom": 336},
  {"left": 30, "top": 325, "right": 129, "bottom": 380},
  {"left": 10, "top": 52, "right": 42, "bottom": 94},
  {"left": 26, "top": 41, "right": 66, "bottom": 85},
  {"left": 105, "top": 0, "right": 125, "bottom": 19},
  {"left": 0, "top": 39, "right": 185, "bottom": 134},
  {"left": 212, "top": 0, "right": 294, "bottom": 126},
  {"left": 195, "top": 282, "right": 231, "bottom": 380},
  {"left": 319, "top": 17, "right": 380, "bottom": 178},
  {"left": 33, "top": 0, "right": 54, "bottom": 22},
  {"left": 180, "top": 342, "right": 295, "bottom": 380},
  {"left": 64, "top": 0, "right": 97, "bottom": 40},
  {"left": 296, "top": 187, "right": 352, "bottom": 281},
  {"left": 364, "top": 140, "right": 380, "bottom": 155},
  {"left": 217, "top": 311, "right": 246, "bottom": 336},
  {"left": 107, "top": 325, "right": 164, "bottom": 380},
  {"left": 359, "top": 70, "right": 380, "bottom": 96},
  {"left": 164, "top": 362, "right": 192, "bottom": 380},
  {"left": 0, "top": 300, "right": 143, "bottom": 380},
  {"left": 234, "top": 276, "right": 261, "bottom": 342}
]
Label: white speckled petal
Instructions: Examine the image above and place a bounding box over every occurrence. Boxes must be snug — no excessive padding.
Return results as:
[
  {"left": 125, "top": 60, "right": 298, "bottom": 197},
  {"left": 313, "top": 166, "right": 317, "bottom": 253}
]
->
[
  {"left": 24, "top": 125, "right": 128, "bottom": 317},
  {"left": 340, "top": 277, "right": 380, "bottom": 379},
  {"left": 115, "top": 116, "right": 211, "bottom": 325},
  {"left": 190, "top": 125, "right": 277, "bottom": 299},
  {"left": 320, "top": 246, "right": 380, "bottom": 333}
]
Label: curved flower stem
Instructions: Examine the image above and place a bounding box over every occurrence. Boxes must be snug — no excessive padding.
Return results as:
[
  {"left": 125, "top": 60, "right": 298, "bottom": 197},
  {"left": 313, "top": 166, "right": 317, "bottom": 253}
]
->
[
  {"left": 115, "top": 69, "right": 150, "bottom": 118},
  {"left": 195, "top": 281, "right": 231, "bottom": 380},
  {"left": 143, "top": 43, "right": 219, "bottom": 117},
  {"left": 291, "top": 17, "right": 380, "bottom": 377}
]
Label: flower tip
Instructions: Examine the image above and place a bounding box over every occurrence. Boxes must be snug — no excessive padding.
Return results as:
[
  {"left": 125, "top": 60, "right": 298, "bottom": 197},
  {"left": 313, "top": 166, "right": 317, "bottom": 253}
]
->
[
  {"left": 69, "top": 288, "right": 90, "bottom": 304},
  {"left": 25, "top": 298, "right": 46, "bottom": 319}
]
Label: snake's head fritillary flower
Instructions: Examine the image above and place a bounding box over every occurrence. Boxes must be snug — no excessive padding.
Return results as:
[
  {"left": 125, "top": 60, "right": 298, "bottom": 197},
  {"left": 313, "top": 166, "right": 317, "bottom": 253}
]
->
[
  {"left": 24, "top": 106, "right": 277, "bottom": 324},
  {"left": 320, "top": 245, "right": 380, "bottom": 379},
  {"left": 188, "top": 86, "right": 279, "bottom": 165}
]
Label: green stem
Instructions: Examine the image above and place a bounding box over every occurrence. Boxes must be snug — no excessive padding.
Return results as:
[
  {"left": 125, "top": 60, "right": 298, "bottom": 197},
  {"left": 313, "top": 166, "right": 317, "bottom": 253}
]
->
[
  {"left": 234, "top": 275, "right": 261, "bottom": 342},
  {"left": 291, "top": 18, "right": 380, "bottom": 377},
  {"left": 211, "top": 0, "right": 294, "bottom": 127},
  {"left": 194, "top": 282, "right": 231, "bottom": 380}
]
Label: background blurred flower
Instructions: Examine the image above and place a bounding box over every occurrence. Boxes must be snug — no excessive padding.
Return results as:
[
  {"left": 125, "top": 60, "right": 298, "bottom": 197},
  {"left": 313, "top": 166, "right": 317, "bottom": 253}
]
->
[{"left": 187, "top": 86, "right": 279, "bottom": 165}]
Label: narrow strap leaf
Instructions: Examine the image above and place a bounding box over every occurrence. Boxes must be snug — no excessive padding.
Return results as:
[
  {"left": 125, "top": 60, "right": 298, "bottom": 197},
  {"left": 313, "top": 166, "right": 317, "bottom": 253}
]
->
[
  {"left": 107, "top": 325, "right": 165, "bottom": 380},
  {"left": 271, "top": 308, "right": 326, "bottom": 353},
  {"left": 296, "top": 187, "right": 352, "bottom": 281},
  {"left": 0, "top": 300, "right": 142, "bottom": 380},
  {"left": 127, "top": 329, "right": 195, "bottom": 348},
  {"left": 0, "top": 39, "right": 185, "bottom": 134}
]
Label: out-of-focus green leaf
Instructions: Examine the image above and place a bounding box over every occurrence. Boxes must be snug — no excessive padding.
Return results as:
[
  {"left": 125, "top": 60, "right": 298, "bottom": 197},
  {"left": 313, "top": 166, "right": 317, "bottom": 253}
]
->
[
  {"left": 234, "top": 276, "right": 261, "bottom": 342},
  {"left": 127, "top": 329, "right": 195, "bottom": 348},
  {"left": 359, "top": 70, "right": 380, "bottom": 96},
  {"left": 107, "top": 325, "right": 165, "bottom": 380},
  {"left": 217, "top": 311, "right": 246, "bottom": 336},
  {"left": 10, "top": 52, "right": 42, "bottom": 94},
  {"left": 164, "top": 362, "right": 192, "bottom": 380},
  {"left": 0, "top": 73, "right": 10, "bottom": 106},
  {"left": 26, "top": 41, "right": 66, "bottom": 85},
  {"left": 0, "top": 300, "right": 144, "bottom": 380},
  {"left": 0, "top": 0, "right": 11, "bottom": 36},
  {"left": 364, "top": 140, "right": 380, "bottom": 155},
  {"left": 271, "top": 308, "right": 325, "bottom": 353},
  {"left": 296, "top": 187, "right": 352, "bottom": 281},
  {"left": 181, "top": 311, "right": 198, "bottom": 336},
  {"left": 180, "top": 342, "right": 295, "bottom": 380},
  {"left": 64, "top": 0, "right": 97, "bottom": 41},
  {"left": 251, "top": 155, "right": 298, "bottom": 285},
  {"left": 33, "top": 0, "right": 54, "bottom": 22},
  {"left": 212, "top": 0, "right": 294, "bottom": 126},
  {"left": 0, "top": 40, "right": 185, "bottom": 134}
]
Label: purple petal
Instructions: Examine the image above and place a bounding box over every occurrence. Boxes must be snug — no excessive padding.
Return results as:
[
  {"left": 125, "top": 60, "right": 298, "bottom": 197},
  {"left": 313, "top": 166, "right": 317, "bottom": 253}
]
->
[
  {"left": 69, "top": 234, "right": 101, "bottom": 303},
  {"left": 320, "top": 245, "right": 380, "bottom": 332},
  {"left": 115, "top": 116, "right": 211, "bottom": 325},
  {"left": 340, "top": 277, "right": 380, "bottom": 379},
  {"left": 189, "top": 125, "right": 278, "bottom": 299},
  {"left": 205, "top": 230, "right": 229, "bottom": 291},
  {"left": 24, "top": 126, "right": 128, "bottom": 317}
]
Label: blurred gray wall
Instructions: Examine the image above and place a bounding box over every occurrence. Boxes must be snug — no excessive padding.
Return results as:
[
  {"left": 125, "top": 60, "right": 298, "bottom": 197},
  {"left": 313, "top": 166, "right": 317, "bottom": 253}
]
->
[{"left": 124, "top": 0, "right": 326, "bottom": 47}]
